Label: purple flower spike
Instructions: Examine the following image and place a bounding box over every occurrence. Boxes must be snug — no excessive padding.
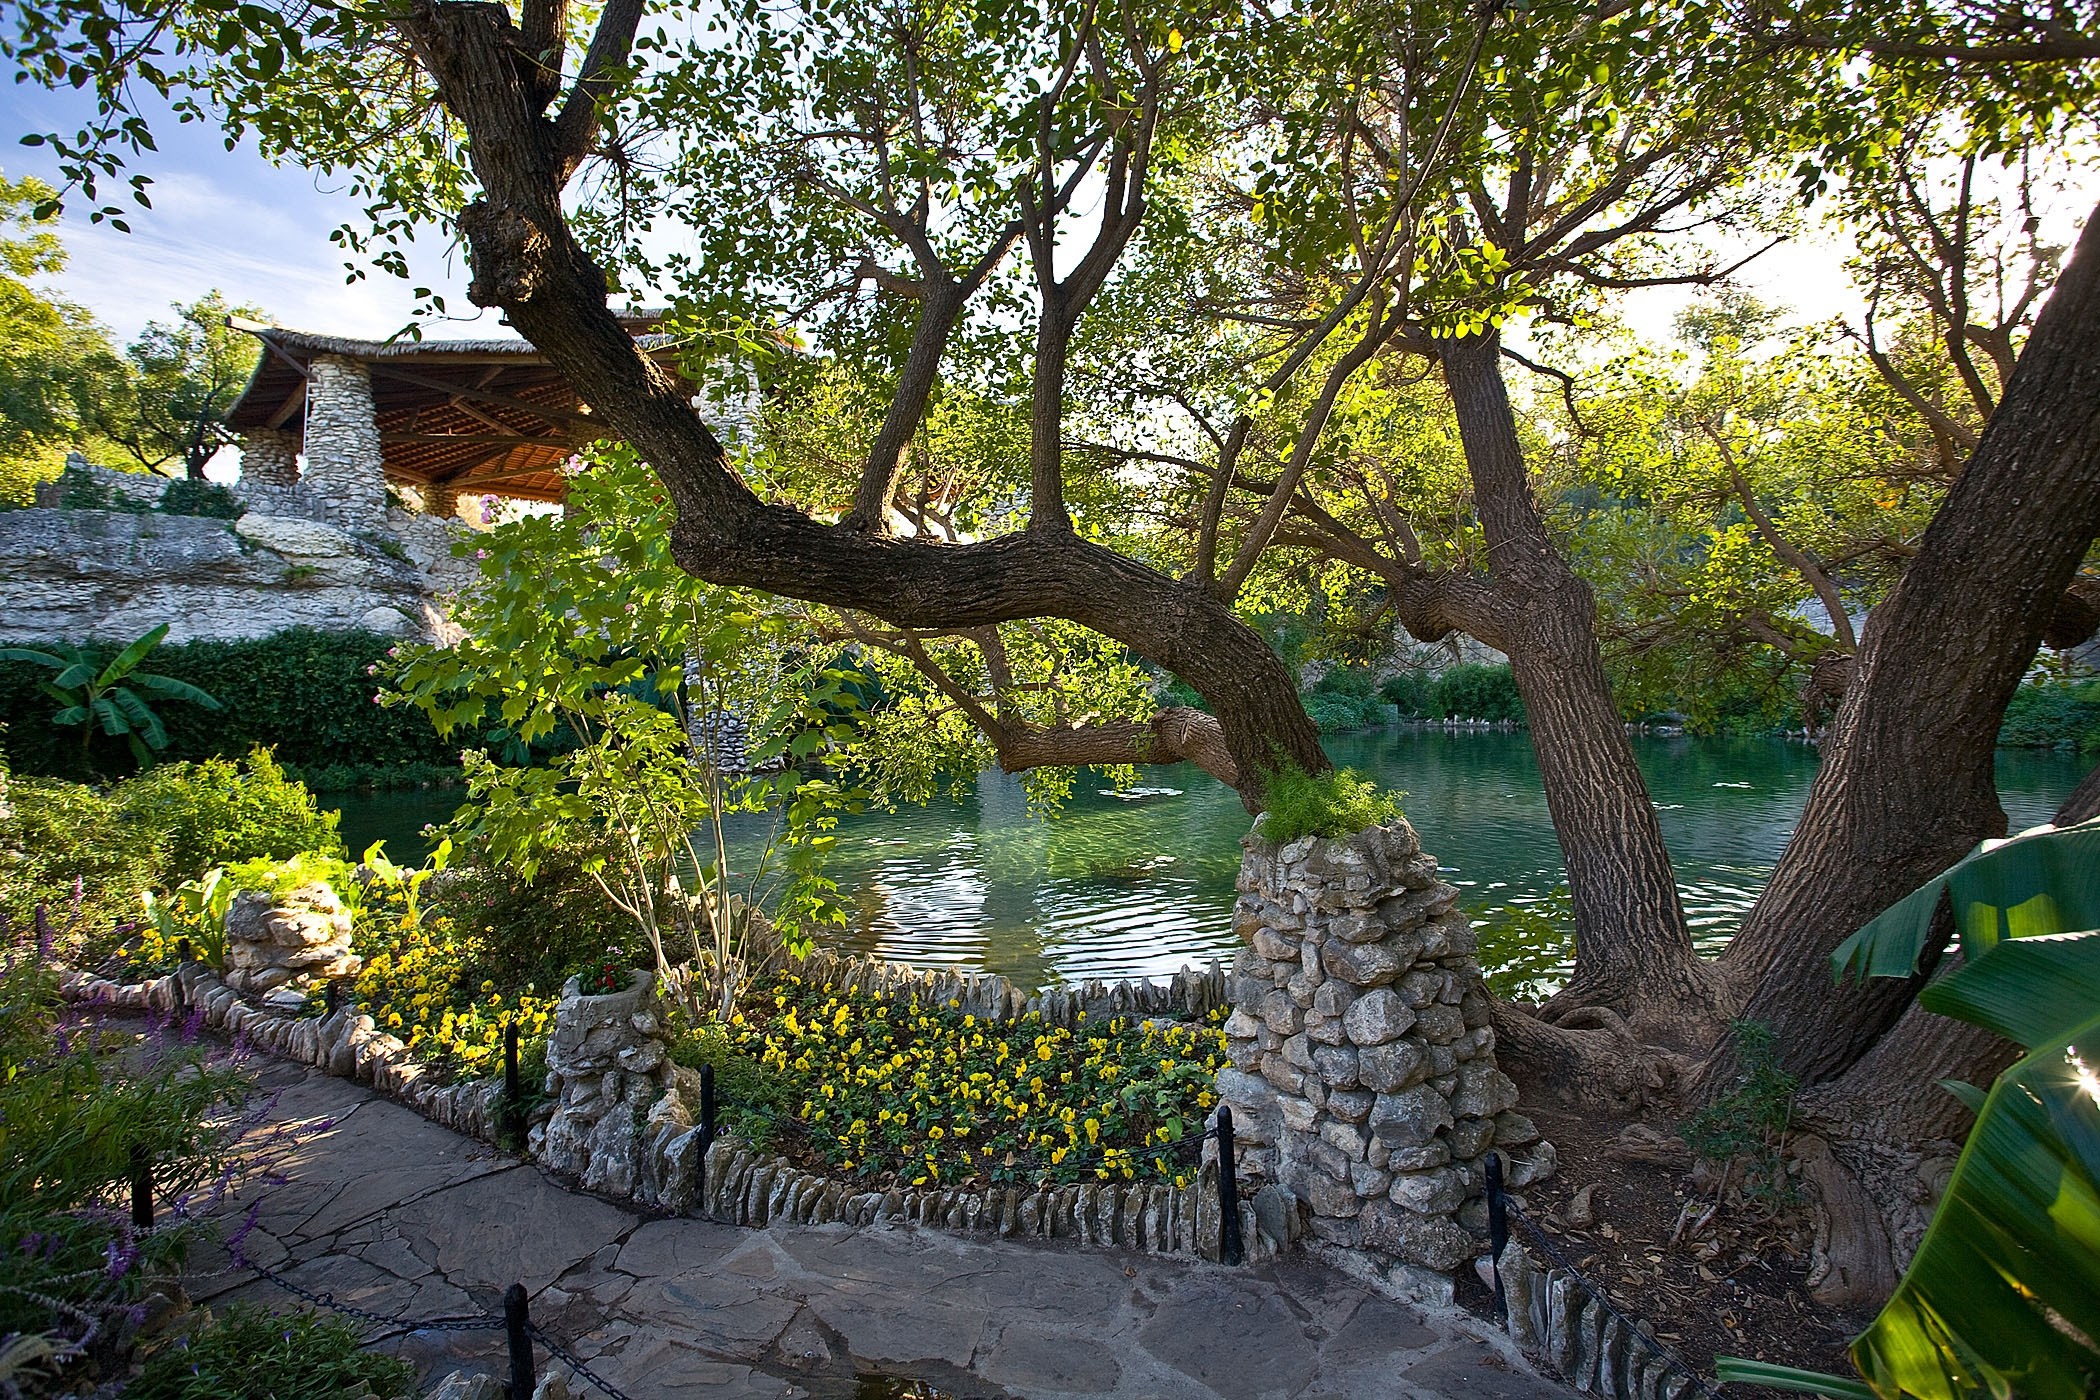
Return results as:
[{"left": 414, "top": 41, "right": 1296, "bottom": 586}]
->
[{"left": 181, "top": 1001, "right": 206, "bottom": 1044}]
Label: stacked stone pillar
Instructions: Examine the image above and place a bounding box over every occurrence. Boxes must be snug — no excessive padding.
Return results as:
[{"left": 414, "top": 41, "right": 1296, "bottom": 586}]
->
[
  {"left": 302, "top": 355, "right": 389, "bottom": 531},
  {"left": 419, "top": 478, "right": 461, "bottom": 520},
  {"left": 1216, "top": 819, "right": 1555, "bottom": 1293},
  {"left": 239, "top": 427, "right": 302, "bottom": 486}
]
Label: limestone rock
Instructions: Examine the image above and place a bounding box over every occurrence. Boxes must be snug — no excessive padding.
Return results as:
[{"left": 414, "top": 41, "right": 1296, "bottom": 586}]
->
[{"left": 1341, "top": 988, "right": 1416, "bottom": 1046}]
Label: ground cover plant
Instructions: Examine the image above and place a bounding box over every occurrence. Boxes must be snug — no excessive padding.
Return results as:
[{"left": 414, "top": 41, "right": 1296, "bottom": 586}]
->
[
  {"left": 689, "top": 970, "right": 1228, "bottom": 1190},
  {"left": 125, "top": 1303, "right": 416, "bottom": 1400}
]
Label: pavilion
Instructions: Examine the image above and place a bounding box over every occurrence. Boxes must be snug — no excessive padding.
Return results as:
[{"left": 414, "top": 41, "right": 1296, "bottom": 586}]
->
[{"left": 222, "top": 316, "right": 695, "bottom": 527}]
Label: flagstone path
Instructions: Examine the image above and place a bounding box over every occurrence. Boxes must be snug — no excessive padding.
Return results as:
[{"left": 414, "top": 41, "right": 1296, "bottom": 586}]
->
[{"left": 187, "top": 1059, "right": 1571, "bottom": 1400}]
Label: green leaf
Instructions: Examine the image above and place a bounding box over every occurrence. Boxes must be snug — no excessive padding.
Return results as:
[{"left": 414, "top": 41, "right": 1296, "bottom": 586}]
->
[
  {"left": 100, "top": 622, "right": 171, "bottom": 685},
  {"left": 1832, "top": 819, "right": 2100, "bottom": 983},
  {"left": 1845, "top": 1010, "right": 2100, "bottom": 1400},
  {"left": 1919, "top": 931, "right": 2100, "bottom": 1049},
  {"left": 1936, "top": 1079, "right": 1988, "bottom": 1115},
  {"left": 1714, "top": 1358, "right": 1875, "bottom": 1399}
]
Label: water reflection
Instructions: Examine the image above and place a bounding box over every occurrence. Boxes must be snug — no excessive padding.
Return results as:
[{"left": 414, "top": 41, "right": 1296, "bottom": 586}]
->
[{"left": 327, "top": 732, "right": 2088, "bottom": 994}]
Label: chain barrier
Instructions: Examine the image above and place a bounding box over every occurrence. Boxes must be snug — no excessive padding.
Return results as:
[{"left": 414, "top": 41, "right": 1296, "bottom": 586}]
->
[
  {"left": 1500, "top": 1200, "right": 1729, "bottom": 1400},
  {"left": 241, "top": 1256, "right": 503, "bottom": 1334},
  {"left": 527, "top": 1322, "right": 643, "bottom": 1400}
]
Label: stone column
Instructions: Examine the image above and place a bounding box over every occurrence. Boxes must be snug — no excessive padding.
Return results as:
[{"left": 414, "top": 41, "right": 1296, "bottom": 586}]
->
[
  {"left": 420, "top": 479, "right": 461, "bottom": 520},
  {"left": 301, "top": 355, "right": 388, "bottom": 532},
  {"left": 239, "top": 427, "right": 302, "bottom": 486},
  {"left": 538, "top": 970, "right": 705, "bottom": 1208},
  {"left": 1216, "top": 820, "right": 1555, "bottom": 1296}
]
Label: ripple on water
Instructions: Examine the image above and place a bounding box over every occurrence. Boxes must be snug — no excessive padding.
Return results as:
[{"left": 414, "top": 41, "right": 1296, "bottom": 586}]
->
[{"left": 324, "top": 732, "right": 2090, "bottom": 994}]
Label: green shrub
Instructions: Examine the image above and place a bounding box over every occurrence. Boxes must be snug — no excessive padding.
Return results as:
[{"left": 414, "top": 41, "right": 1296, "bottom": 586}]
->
[
  {"left": 1301, "top": 689, "right": 1385, "bottom": 733},
  {"left": 0, "top": 629, "right": 463, "bottom": 783},
  {"left": 668, "top": 1017, "right": 794, "bottom": 1149},
  {"left": 1429, "top": 663, "right": 1525, "bottom": 722},
  {"left": 117, "top": 749, "right": 345, "bottom": 882},
  {"left": 427, "top": 844, "right": 639, "bottom": 995},
  {"left": 54, "top": 465, "right": 150, "bottom": 513},
  {"left": 155, "top": 479, "right": 240, "bottom": 519},
  {"left": 128, "top": 1304, "right": 415, "bottom": 1400},
  {"left": 1998, "top": 678, "right": 2100, "bottom": 751},
  {"left": 1380, "top": 671, "right": 1432, "bottom": 717},
  {"left": 1259, "top": 765, "right": 1404, "bottom": 843},
  {"left": 1679, "top": 1019, "right": 1799, "bottom": 1206},
  {"left": 0, "top": 770, "right": 162, "bottom": 940},
  {"left": 1312, "top": 666, "right": 1377, "bottom": 699}
]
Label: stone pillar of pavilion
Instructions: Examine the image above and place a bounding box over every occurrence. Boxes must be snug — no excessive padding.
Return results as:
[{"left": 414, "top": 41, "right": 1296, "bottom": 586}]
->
[
  {"left": 239, "top": 427, "right": 302, "bottom": 486},
  {"left": 301, "top": 355, "right": 388, "bottom": 531},
  {"left": 420, "top": 479, "right": 462, "bottom": 520}
]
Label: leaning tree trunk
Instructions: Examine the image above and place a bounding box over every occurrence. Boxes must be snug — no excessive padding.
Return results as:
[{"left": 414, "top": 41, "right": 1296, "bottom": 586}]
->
[
  {"left": 401, "top": 0, "right": 1329, "bottom": 807},
  {"left": 1716, "top": 202, "right": 2100, "bottom": 1088},
  {"left": 1438, "top": 331, "right": 1726, "bottom": 1046}
]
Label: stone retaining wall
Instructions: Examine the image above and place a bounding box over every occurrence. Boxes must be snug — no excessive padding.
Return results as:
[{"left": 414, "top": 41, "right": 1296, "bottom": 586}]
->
[
  {"left": 1493, "top": 1242, "right": 1699, "bottom": 1400},
  {"left": 1217, "top": 819, "right": 1556, "bottom": 1299}
]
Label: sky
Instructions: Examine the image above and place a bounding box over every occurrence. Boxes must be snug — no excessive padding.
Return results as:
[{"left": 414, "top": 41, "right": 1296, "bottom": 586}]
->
[{"left": 3, "top": 72, "right": 2092, "bottom": 361}]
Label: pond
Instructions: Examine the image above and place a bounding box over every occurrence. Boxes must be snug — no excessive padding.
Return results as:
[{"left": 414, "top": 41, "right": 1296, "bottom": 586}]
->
[{"left": 326, "top": 731, "right": 2089, "bottom": 994}]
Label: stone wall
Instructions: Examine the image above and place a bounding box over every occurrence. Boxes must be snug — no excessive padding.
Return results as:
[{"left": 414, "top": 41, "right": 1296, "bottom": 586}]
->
[
  {"left": 240, "top": 428, "right": 302, "bottom": 486},
  {"left": 1216, "top": 819, "right": 1555, "bottom": 1297},
  {"left": 0, "top": 506, "right": 465, "bottom": 644},
  {"left": 301, "top": 356, "right": 389, "bottom": 532}
]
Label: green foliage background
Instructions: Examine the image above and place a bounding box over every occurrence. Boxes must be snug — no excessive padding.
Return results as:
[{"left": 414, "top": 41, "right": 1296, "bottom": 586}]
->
[{"left": 0, "top": 627, "right": 461, "bottom": 785}]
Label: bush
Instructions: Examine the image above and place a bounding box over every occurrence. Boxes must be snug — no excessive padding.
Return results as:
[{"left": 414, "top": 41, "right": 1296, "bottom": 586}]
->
[
  {"left": 1260, "top": 766, "right": 1404, "bottom": 843},
  {"left": 128, "top": 1304, "right": 415, "bottom": 1400},
  {"left": 54, "top": 465, "right": 150, "bottom": 513},
  {"left": 427, "top": 845, "right": 639, "bottom": 995},
  {"left": 155, "top": 479, "right": 240, "bottom": 519},
  {"left": 1679, "top": 1019, "right": 1799, "bottom": 1206},
  {"left": 1998, "top": 678, "right": 2100, "bottom": 751},
  {"left": 117, "top": 749, "right": 345, "bottom": 883},
  {"left": 1301, "top": 689, "right": 1385, "bottom": 733},
  {"left": 1429, "top": 663, "right": 1525, "bottom": 722},
  {"left": 0, "top": 755, "right": 345, "bottom": 952},
  {"left": 1312, "top": 666, "right": 1377, "bottom": 699},
  {"left": 1380, "top": 671, "right": 1432, "bottom": 717},
  {"left": 0, "top": 629, "right": 462, "bottom": 784}
]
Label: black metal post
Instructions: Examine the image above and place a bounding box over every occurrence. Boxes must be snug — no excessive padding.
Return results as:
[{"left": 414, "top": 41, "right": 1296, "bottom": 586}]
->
[
  {"left": 697, "top": 1062, "right": 718, "bottom": 1197},
  {"left": 503, "top": 1020, "right": 524, "bottom": 1150},
  {"left": 503, "top": 1282, "right": 535, "bottom": 1398},
  {"left": 1216, "top": 1104, "right": 1244, "bottom": 1266},
  {"left": 176, "top": 937, "right": 193, "bottom": 964},
  {"left": 1486, "top": 1150, "right": 1509, "bottom": 1321},
  {"left": 129, "top": 1145, "right": 154, "bottom": 1230},
  {"left": 324, "top": 979, "right": 340, "bottom": 1013}
]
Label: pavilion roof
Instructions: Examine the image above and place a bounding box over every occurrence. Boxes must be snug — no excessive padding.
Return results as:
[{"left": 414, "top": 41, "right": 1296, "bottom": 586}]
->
[{"left": 223, "top": 316, "right": 691, "bottom": 503}]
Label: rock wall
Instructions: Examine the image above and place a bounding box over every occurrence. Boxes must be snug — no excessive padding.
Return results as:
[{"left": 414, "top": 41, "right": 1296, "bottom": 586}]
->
[
  {"left": 1217, "top": 820, "right": 1555, "bottom": 1297},
  {"left": 222, "top": 881, "right": 360, "bottom": 998},
  {"left": 0, "top": 500, "right": 471, "bottom": 645}
]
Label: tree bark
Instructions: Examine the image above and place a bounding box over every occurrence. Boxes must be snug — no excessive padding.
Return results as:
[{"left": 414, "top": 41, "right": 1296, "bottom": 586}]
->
[
  {"left": 1717, "top": 202, "right": 2100, "bottom": 1086},
  {"left": 400, "top": 0, "right": 1328, "bottom": 807},
  {"left": 1438, "top": 331, "right": 1726, "bottom": 1044}
]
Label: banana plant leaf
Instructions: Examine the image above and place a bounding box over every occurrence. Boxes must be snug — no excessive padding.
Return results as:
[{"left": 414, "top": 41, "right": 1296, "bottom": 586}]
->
[
  {"left": 1832, "top": 817, "right": 2100, "bottom": 981},
  {"left": 1848, "top": 1006, "right": 2100, "bottom": 1400},
  {"left": 1919, "top": 931, "right": 2100, "bottom": 1050}
]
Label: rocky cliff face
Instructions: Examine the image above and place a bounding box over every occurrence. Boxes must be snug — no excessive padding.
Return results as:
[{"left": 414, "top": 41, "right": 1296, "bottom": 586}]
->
[{"left": 0, "top": 505, "right": 473, "bottom": 644}]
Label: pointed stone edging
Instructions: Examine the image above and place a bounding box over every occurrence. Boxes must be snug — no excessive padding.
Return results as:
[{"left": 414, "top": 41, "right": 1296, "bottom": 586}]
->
[
  {"left": 1493, "top": 1242, "right": 1704, "bottom": 1400},
  {"left": 786, "top": 949, "right": 1230, "bottom": 1030},
  {"left": 691, "top": 1134, "right": 1295, "bottom": 1262},
  {"left": 59, "top": 964, "right": 510, "bottom": 1142},
  {"left": 57, "top": 961, "right": 1291, "bottom": 1264}
]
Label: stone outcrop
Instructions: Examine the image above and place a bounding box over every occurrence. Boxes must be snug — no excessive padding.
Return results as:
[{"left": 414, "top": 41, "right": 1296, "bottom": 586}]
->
[
  {"left": 0, "top": 500, "right": 471, "bottom": 644},
  {"left": 222, "top": 882, "right": 360, "bottom": 995},
  {"left": 1217, "top": 819, "right": 1554, "bottom": 1294}
]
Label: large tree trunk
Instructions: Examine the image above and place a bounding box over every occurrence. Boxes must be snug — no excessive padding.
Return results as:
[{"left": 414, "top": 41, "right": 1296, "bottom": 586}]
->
[
  {"left": 1438, "top": 332, "right": 1726, "bottom": 1045},
  {"left": 402, "top": 0, "right": 1328, "bottom": 806},
  {"left": 1716, "top": 202, "right": 2100, "bottom": 1087}
]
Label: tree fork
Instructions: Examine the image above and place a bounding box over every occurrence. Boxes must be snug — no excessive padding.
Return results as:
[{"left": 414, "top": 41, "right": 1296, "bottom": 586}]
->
[{"left": 1715, "top": 202, "right": 2100, "bottom": 1088}]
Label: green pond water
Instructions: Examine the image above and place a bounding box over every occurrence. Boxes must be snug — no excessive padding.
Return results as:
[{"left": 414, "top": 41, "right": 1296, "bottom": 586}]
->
[{"left": 326, "top": 731, "right": 2090, "bottom": 994}]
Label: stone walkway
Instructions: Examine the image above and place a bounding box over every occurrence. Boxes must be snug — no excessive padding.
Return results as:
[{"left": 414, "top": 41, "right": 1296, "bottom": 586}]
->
[{"left": 190, "top": 1060, "right": 1571, "bottom": 1400}]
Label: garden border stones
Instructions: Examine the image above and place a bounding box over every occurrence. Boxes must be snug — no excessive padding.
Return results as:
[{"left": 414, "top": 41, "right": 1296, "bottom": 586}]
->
[
  {"left": 1216, "top": 818, "right": 1556, "bottom": 1301},
  {"left": 58, "top": 950, "right": 1280, "bottom": 1264}
]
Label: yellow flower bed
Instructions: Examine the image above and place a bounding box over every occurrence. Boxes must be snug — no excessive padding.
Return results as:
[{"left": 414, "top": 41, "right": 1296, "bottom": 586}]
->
[
  {"left": 352, "top": 891, "right": 556, "bottom": 1078},
  {"left": 705, "top": 971, "right": 1228, "bottom": 1190}
]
